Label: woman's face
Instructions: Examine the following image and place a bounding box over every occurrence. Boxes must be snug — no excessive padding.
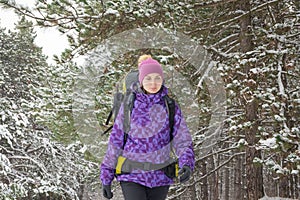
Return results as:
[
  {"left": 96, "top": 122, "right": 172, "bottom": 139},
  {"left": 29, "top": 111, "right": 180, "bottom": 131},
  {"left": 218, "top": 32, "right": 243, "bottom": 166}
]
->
[{"left": 142, "top": 73, "right": 163, "bottom": 94}]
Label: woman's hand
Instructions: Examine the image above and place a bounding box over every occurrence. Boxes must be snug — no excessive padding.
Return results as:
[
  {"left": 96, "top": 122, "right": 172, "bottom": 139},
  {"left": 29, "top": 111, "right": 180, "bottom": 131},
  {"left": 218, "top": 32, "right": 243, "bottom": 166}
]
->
[
  {"left": 179, "top": 165, "right": 192, "bottom": 183},
  {"left": 102, "top": 184, "right": 113, "bottom": 199}
]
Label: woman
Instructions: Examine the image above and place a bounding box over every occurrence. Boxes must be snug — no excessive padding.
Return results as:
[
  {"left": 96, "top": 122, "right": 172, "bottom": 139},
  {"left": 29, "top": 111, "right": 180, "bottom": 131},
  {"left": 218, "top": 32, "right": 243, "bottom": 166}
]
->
[{"left": 101, "top": 55, "right": 195, "bottom": 200}]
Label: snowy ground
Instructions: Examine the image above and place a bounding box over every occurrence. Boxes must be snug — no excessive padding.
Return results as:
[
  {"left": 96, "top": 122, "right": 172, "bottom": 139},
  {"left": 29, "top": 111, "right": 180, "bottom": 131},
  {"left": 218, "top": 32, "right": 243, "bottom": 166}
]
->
[
  {"left": 82, "top": 188, "right": 299, "bottom": 200},
  {"left": 82, "top": 183, "right": 123, "bottom": 200},
  {"left": 259, "top": 197, "right": 297, "bottom": 200}
]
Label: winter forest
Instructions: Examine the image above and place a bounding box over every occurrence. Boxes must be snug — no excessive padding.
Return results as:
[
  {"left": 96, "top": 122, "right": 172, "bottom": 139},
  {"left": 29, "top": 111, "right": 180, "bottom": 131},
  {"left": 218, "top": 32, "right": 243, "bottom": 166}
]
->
[{"left": 0, "top": 0, "right": 299, "bottom": 200}]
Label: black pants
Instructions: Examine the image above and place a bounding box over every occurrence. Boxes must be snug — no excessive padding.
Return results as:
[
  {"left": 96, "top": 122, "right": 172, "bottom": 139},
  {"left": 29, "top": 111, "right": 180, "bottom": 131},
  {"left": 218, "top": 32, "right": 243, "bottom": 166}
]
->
[{"left": 120, "top": 181, "right": 169, "bottom": 200}]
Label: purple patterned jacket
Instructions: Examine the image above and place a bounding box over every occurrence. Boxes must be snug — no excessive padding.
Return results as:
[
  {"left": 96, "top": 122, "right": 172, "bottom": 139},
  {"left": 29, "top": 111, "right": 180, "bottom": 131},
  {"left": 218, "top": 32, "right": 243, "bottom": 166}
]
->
[{"left": 100, "top": 86, "right": 195, "bottom": 188}]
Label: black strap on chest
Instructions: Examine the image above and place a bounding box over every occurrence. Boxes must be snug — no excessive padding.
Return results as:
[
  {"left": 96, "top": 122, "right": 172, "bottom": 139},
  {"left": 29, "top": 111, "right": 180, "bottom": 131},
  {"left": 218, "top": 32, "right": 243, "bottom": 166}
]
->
[{"left": 164, "top": 95, "right": 175, "bottom": 142}]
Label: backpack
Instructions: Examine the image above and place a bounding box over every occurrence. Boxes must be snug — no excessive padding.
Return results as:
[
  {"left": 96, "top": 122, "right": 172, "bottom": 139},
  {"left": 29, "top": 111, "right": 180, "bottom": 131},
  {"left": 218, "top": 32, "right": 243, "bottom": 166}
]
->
[{"left": 102, "top": 70, "right": 176, "bottom": 149}]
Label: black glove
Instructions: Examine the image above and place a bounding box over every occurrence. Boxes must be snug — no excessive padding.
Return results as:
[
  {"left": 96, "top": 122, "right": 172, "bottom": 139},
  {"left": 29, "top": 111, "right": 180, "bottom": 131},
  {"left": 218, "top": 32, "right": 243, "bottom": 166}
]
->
[
  {"left": 102, "top": 184, "right": 113, "bottom": 199},
  {"left": 179, "top": 165, "right": 192, "bottom": 183}
]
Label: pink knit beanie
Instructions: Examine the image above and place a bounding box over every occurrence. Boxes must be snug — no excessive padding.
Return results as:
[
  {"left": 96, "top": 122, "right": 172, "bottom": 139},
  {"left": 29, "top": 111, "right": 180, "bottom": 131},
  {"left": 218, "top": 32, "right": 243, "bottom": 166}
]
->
[{"left": 138, "top": 58, "right": 164, "bottom": 84}]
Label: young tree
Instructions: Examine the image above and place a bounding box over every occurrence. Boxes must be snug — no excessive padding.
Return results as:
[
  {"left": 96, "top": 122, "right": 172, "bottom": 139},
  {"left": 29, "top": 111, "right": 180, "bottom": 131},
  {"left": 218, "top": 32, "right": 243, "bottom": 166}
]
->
[{"left": 0, "top": 19, "right": 95, "bottom": 199}]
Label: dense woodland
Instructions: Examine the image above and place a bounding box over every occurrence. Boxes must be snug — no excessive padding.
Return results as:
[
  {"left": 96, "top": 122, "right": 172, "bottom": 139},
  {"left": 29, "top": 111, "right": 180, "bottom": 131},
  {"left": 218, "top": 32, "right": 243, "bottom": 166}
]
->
[{"left": 0, "top": 0, "right": 299, "bottom": 200}]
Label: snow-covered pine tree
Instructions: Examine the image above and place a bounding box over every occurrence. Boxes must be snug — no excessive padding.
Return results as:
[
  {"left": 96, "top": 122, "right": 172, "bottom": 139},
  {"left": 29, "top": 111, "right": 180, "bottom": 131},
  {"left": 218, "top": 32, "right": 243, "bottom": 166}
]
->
[{"left": 0, "top": 18, "right": 95, "bottom": 199}]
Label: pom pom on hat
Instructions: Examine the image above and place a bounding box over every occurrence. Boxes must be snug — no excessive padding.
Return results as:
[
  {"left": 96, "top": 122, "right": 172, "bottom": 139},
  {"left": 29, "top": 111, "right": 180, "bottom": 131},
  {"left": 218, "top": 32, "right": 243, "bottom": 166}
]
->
[
  {"left": 138, "top": 58, "right": 164, "bottom": 84},
  {"left": 138, "top": 54, "right": 152, "bottom": 65}
]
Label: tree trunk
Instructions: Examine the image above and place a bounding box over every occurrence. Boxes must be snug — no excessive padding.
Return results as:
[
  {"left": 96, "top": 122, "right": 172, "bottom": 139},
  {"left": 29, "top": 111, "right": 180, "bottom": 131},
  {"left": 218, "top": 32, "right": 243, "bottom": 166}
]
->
[
  {"left": 212, "top": 154, "right": 219, "bottom": 200},
  {"left": 239, "top": 0, "right": 264, "bottom": 199},
  {"left": 244, "top": 100, "right": 264, "bottom": 200},
  {"left": 279, "top": 175, "right": 290, "bottom": 198},
  {"left": 224, "top": 156, "right": 230, "bottom": 200},
  {"left": 209, "top": 155, "right": 215, "bottom": 200},
  {"left": 294, "top": 174, "right": 300, "bottom": 199},
  {"left": 234, "top": 154, "right": 244, "bottom": 200},
  {"left": 184, "top": 177, "right": 197, "bottom": 200},
  {"left": 199, "top": 159, "right": 209, "bottom": 200}
]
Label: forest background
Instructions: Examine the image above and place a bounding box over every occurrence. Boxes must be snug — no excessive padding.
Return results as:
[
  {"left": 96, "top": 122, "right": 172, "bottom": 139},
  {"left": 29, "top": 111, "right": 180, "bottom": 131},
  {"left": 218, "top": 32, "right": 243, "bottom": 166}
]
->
[{"left": 0, "top": 0, "right": 299, "bottom": 200}]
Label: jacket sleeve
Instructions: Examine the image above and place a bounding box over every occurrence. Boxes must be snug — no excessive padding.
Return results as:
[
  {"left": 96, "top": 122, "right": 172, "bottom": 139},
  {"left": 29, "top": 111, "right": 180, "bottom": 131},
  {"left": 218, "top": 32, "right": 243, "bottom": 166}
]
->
[
  {"left": 100, "top": 105, "right": 125, "bottom": 185},
  {"left": 172, "top": 103, "right": 195, "bottom": 170}
]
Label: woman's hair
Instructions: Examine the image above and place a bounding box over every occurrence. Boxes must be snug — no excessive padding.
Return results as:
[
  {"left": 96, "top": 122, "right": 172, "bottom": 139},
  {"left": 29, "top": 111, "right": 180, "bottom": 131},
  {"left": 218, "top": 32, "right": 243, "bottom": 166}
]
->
[{"left": 138, "top": 54, "right": 152, "bottom": 66}]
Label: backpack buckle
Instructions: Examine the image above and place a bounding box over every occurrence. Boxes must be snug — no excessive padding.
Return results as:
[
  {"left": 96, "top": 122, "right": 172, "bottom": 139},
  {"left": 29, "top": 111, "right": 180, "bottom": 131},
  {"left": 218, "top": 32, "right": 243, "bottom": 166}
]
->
[{"left": 143, "top": 162, "right": 152, "bottom": 171}]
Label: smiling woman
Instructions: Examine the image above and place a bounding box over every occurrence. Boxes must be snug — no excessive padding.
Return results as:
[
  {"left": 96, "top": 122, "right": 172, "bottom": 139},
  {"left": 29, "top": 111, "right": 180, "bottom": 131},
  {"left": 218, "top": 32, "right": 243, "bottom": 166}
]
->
[
  {"left": 100, "top": 55, "right": 195, "bottom": 200},
  {"left": 142, "top": 73, "right": 163, "bottom": 94}
]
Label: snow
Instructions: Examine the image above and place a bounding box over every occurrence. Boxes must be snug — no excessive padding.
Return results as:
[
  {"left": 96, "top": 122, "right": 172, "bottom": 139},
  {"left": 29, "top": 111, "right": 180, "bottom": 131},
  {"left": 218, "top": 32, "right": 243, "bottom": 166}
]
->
[
  {"left": 1, "top": 111, "right": 5, "bottom": 122},
  {"left": 240, "top": 57, "right": 257, "bottom": 65},
  {"left": 0, "top": 125, "right": 13, "bottom": 148},
  {"left": 258, "top": 138, "right": 278, "bottom": 150},
  {"left": 104, "top": 8, "right": 120, "bottom": 16},
  {"left": 262, "top": 104, "right": 269, "bottom": 109},
  {"left": 271, "top": 102, "right": 280, "bottom": 108},
  {"left": 237, "top": 138, "right": 248, "bottom": 146},
  {"left": 229, "top": 125, "right": 237, "bottom": 132},
  {"left": 0, "top": 153, "right": 11, "bottom": 173},
  {"left": 250, "top": 67, "right": 262, "bottom": 74},
  {"left": 291, "top": 170, "right": 299, "bottom": 175},
  {"left": 232, "top": 79, "right": 240, "bottom": 86},
  {"left": 261, "top": 132, "right": 270, "bottom": 136},
  {"left": 291, "top": 127, "right": 299, "bottom": 134},
  {"left": 274, "top": 114, "right": 285, "bottom": 122},
  {"left": 78, "top": 145, "right": 88, "bottom": 153},
  {"left": 259, "top": 197, "right": 298, "bottom": 200}
]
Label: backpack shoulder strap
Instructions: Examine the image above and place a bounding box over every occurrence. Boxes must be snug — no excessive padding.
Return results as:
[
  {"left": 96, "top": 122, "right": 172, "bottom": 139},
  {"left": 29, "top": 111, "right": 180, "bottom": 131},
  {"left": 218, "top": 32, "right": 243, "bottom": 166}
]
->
[
  {"left": 164, "top": 95, "right": 176, "bottom": 142},
  {"left": 122, "top": 91, "right": 136, "bottom": 149},
  {"left": 102, "top": 88, "right": 124, "bottom": 135}
]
